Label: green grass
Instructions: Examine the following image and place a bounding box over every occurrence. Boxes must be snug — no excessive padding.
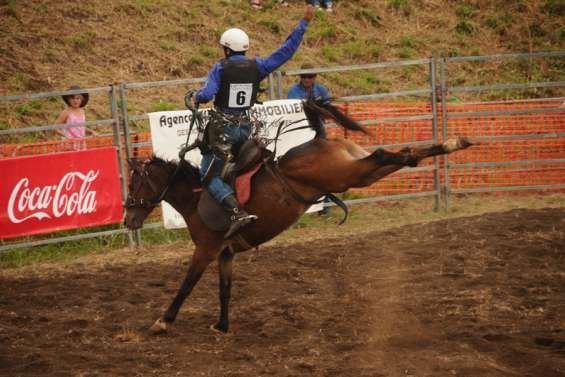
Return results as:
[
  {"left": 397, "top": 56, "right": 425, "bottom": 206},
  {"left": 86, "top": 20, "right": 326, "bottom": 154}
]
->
[
  {"left": 159, "top": 42, "right": 177, "bottom": 51},
  {"left": 354, "top": 9, "right": 382, "bottom": 27},
  {"left": 151, "top": 100, "right": 178, "bottom": 112},
  {"left": 1, "top": 193, "right": 563, "bottom": 270},
  {"left": 542, "top": 0, "right": 565, "bottom": 16},
  {"left": 389, "top": 0, "right": 412, "bottom": 16},
  {"left": 0, "top": 224, "right": 191, "bottom": 269},
  {"left": 15, "top": 100, "right": 42, "bottom": 116},
  {"left": 259, "top": 18, "right": 282, "bottom": 35}
]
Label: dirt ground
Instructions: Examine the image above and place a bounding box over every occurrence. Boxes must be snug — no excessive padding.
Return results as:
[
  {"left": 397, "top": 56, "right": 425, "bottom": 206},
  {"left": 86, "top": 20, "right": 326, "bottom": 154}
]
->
[{"left": 1, "top": 207, "right": 564, "bottom": 377}]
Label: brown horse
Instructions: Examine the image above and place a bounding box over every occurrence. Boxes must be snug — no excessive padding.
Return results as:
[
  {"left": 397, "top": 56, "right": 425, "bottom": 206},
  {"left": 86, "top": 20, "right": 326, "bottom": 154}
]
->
[{"left": 124, "top": 101, "right": 472, "bottom": 334}]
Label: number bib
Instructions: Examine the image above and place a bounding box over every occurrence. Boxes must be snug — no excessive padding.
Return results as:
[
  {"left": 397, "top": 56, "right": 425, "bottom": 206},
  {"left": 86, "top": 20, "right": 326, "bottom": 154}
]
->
[{"left": 228, "top": 83, "right": 253, "bottom": 108}]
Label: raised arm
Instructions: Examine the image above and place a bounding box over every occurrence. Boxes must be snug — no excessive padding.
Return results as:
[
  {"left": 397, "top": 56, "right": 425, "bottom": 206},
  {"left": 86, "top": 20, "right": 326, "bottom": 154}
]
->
[{"left": 256, "top": 6, "right": 315, "bottom": 78}]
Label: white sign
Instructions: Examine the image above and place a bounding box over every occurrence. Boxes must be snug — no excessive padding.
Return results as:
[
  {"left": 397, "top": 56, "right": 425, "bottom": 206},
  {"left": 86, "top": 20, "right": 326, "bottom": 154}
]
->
[{"left": 149, "top": 99, "right": 322, "bottom": 229}]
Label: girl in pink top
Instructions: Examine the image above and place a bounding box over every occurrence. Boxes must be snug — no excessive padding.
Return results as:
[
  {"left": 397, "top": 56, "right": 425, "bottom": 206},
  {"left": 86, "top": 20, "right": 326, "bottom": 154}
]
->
[{"left": 55, "top": 86, "right": 97, "bottom": 150}]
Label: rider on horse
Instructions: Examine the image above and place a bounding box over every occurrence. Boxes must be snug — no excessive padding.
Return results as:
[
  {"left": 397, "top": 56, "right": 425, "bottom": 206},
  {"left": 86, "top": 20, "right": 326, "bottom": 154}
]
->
[{"left": 193, "top": 5, "right": 315, "bottom": 239}]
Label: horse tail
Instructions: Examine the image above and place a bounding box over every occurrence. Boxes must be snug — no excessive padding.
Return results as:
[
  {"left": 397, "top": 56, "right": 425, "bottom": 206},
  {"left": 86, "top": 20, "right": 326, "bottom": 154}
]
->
[{"left": 303, "top": 99, "right": 370, "bottom": 136}]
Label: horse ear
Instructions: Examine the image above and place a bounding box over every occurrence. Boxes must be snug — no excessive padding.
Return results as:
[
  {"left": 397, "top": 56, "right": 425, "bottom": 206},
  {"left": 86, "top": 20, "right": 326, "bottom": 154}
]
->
[{"left": 127, "top": 158, "right": 142, "bottom": 173}]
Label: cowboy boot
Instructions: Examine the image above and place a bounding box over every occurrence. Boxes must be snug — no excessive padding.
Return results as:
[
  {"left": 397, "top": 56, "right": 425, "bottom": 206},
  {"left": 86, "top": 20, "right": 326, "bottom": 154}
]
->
[{"left": 222, "top": 194, "right": 258, "bottom": 239}]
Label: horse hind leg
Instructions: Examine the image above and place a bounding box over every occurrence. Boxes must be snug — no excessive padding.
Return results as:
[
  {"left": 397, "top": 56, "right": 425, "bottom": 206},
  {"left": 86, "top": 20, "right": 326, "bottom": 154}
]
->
[
  {"left": 213, "top": 248, "right": 233, "bottom": 333},
  {"left": 352, "top": 137, "right": 473, "bottom": 187},
  {"left": 409, "top": 136, "right": 474, "bottom": 161}
]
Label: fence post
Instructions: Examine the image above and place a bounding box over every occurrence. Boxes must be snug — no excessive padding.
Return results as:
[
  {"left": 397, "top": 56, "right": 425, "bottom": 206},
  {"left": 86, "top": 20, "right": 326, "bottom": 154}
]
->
[
  {"left": 118, "top": 81, "right": 142, "bottom": 247},
  {"left": 429, "top": 57, "right": 441, "bottom": 212},
  {"left": 439, "top": 55, "right": 450, "bottom": 210},
  {"left": 110, "top": 85, "right": 134, "bottom": 248},
  {"left": 276, "top": 71, "right": 284, "bottom": 99},
  {"left": 267, "top": 73, "right": 275, "bottom": 101}
]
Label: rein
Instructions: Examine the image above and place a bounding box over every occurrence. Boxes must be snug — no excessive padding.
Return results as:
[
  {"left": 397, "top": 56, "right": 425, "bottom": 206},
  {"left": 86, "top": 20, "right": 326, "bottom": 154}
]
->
[
  {"left": 125, "top": 165, "right": 167, "bottom": 209},
  {"left": 128, "top": 92, "right": 203, "bottom": 209},
  {"left": 264, "top": 160, "right": 320, "bottom": 206},
  {"left": 265, "top": 161, "right": 349, "bottom": 224}
]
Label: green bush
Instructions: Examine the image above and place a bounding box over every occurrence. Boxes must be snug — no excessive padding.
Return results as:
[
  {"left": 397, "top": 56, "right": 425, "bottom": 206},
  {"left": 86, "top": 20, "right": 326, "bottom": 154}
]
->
[
  {"left": 314, "top": 25, "right": 337, "bottom": 40},
  {"left": 321, "top": 46, "right": 341, "bottom": 62},
  {"left": 455, "top": 5, "right": 476, "bottom": 18},
  {"left": 354, "top": 9, "right": 382, "bottom": 26},
  {"left": 189, "top": 54, "right": 205, "bottom": 65},
  {"left": 69, "top": 31, "right": 97, "bottom": 51},
  {"left": 485, "top": 16, "right": 497, "bottom": 29},
  {"left": 528, "top": 23, "right": 546, "bottom": 37},
  {"left": 259, "top": 18, "right": 281, "bottom": 34},
  {"left": 389, "top": 0, "right": 411, "bottom": 16},
  {"left": 542, "top": 0, "right": 565, "bottom": 16},
  {"left": 200, "top": 46, "right": 216, "bottom": 58},
  {"left": 160, "top": 42, "right": 177, "bottom": 51},
  {"left": 344, "top": 41, "right": 366, "bottom": 59},
  {"left": 455, "top": 20, "right": 474, "bottom": 34},
  {"left": 15, "top": 101, "right": 42, "bottom": 116},
  {"left": 555, "top": 27, "right": 565, "bottom": 41},
  {"left": 400, "top": 35, "right": 419, "bottom": 48},
  {"left": 368, "top": 45, "right": 384, "bottom": 59},
  {"left": 397, "top": 46, "right": 414, "bottom": 59}
]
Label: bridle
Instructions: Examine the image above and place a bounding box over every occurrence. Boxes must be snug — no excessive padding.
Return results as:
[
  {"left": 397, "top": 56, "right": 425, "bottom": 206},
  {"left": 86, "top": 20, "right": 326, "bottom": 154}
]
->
[{"left": 125, "top": 163, "right": 166, "bottom": 209}]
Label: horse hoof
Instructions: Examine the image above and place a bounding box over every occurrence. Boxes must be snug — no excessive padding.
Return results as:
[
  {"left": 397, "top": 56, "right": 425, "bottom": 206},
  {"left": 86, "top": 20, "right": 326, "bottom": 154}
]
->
[
  {"left": 210, "top": 323, "right": 228, "bottom": 334},
  {"left": 458, "top": 136, "right": 474, "bottom": 148},
  {"left": 149, "top": 318, "right": 168, "bottom": 335},
  {"left": 443, "top": 137, "right": 472, "bottom": 153}
]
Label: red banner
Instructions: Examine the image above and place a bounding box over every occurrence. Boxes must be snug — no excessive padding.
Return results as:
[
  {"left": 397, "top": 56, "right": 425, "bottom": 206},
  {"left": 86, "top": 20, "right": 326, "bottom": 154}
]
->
[{"left": 0, "top": 148, "right": 123, "bottom": 239}]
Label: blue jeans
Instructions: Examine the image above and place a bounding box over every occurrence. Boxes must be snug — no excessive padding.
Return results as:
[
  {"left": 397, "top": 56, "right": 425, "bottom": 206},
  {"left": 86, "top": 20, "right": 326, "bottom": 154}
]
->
[
  {"left": 312, "top": 0, "right": 332, "bottom": 7},
  {"left": 200, "top": 122, "right": 252, "bottom": 203}
]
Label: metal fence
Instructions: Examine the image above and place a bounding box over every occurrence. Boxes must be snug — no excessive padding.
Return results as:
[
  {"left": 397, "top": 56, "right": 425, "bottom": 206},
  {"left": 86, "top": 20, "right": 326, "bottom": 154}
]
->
[
  {"left": 0, "top": 86, "right": 134, "bottom": 252},
  {"left": 1, "top": 51, "right": 564, "bottom": 252},
  {"left": 438, "top": 51, "right": 565, "bottom": 208}
]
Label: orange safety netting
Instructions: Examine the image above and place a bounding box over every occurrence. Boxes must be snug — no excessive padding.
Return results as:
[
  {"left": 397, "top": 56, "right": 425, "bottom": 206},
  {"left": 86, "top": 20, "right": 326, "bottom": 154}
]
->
[{"left": 1, "top": 99, "right": 563, "bottom": 196}]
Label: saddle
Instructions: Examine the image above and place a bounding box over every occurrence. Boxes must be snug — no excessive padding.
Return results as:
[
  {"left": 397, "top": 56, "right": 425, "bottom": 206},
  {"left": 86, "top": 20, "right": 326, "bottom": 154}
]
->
[{"left": 197, "top": 139, "right": 271, "bottom": 232}]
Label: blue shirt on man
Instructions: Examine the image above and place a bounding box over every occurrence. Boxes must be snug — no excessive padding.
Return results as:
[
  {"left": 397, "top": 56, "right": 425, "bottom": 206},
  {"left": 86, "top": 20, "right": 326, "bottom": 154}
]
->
[
  {"left": 196, "top": 19, "right": 309, "bottom": 105},
  {"left": 287, "top": 82, "right": 331, "bottom": 102}
]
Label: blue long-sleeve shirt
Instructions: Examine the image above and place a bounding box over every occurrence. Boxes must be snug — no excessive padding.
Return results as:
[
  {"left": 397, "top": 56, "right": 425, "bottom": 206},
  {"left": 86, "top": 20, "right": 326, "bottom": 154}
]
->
[
  {"left": 287, "top": 82, "right": 331, "bottom": 102},
  {"left": 196, "top": 19, "right": 309, "bottom": 104}
]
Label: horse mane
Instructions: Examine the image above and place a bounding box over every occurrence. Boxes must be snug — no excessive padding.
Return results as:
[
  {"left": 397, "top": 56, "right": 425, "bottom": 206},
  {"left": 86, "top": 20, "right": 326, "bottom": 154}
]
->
[
  {"left": 303, "top": 98, "right": 370, "bottom": 136},
  {"left": 149, "top": 155, "right": 202, "bottom": 187}
]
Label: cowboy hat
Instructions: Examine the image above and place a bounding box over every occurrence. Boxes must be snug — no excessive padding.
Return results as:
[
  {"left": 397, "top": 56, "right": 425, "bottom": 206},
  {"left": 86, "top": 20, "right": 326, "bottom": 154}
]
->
[
  {"left": 299, "top": 62, "right": 317, "bottom": 78},
  {"left": 62, "top": 85, "right": 89, "bottom": 107}
]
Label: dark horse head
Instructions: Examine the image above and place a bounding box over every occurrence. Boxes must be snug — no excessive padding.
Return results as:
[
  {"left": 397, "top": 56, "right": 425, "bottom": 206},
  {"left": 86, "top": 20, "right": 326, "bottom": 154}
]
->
[
  {"left": 124, "top": 157, "right": 201, "bottom": 230},
  {"left": 123, "top": 99, "right": 472, "bottom": 335}
]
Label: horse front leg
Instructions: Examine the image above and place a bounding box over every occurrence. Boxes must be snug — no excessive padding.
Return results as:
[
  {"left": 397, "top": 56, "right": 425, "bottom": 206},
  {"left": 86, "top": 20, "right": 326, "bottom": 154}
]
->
[
  {"left": 149, "top": 246, "right": 217, "bottom": 335},
  {"left": 213, "top": 248, "right": 234, "bottom": 333}
]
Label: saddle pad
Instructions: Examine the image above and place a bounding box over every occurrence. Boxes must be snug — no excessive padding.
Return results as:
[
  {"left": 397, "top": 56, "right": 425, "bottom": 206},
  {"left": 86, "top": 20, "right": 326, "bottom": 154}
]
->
[
  {"left": 197, "top": 190, "right": 231, "bottom": 232},
  {"left": 235, "top": 163, "right": 262, "bottom": 205}
]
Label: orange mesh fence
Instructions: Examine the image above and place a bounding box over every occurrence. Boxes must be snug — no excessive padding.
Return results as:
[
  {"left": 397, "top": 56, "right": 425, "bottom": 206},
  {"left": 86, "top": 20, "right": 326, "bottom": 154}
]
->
[
  {"left": 0, "top": 133, "right": 153, "bottom": 159},
  {"left": 339, "top": 101, "right": 437, "bottom": 195},
  {"left": 1, "top": 99, "right": 563, "bottom": 196},
  {"left": 442, "top": 99, "right": 565, "bottom": 191}
]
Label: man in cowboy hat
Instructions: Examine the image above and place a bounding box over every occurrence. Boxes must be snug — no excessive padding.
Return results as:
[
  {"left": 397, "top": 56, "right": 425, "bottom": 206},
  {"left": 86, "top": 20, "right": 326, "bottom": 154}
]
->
[{"left": 287, "top": 62, "right": 331, "bottom": 139}]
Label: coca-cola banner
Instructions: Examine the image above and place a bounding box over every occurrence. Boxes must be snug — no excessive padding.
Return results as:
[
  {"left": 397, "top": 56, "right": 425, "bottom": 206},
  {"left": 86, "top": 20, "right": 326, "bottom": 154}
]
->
[{"left": 0, "top": 148, "right": 123, "bottom": 239}]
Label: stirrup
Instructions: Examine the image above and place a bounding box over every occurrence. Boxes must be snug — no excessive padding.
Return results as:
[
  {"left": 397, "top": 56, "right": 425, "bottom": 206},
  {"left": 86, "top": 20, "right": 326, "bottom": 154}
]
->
[{"left": 224, "top": 214, "right": 258, "bottom": 239}]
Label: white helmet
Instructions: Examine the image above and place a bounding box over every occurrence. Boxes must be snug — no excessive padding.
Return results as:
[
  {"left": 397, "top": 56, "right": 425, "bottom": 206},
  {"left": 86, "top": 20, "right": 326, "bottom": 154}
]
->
[{"left": 219, "top": 28, "right": 250, "bottom": 52}]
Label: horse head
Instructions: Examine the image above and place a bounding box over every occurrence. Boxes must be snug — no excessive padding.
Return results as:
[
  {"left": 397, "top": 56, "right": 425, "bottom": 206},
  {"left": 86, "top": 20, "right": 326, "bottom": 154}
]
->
[{"left": 124, "top": 157, "right": 201, "bottom": 230}]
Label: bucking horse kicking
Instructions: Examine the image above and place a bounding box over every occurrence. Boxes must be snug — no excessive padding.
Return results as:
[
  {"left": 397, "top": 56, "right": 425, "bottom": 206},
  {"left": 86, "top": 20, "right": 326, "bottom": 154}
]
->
[{"left": 124, "top": 99, "right": 473, "bottom": 334}]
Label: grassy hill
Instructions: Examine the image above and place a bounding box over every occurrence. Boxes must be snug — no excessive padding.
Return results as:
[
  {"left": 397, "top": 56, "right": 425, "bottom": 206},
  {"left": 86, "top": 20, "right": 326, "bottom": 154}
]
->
[{"left": 1, "top": 0, "right": 564, "bottom": 139}]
